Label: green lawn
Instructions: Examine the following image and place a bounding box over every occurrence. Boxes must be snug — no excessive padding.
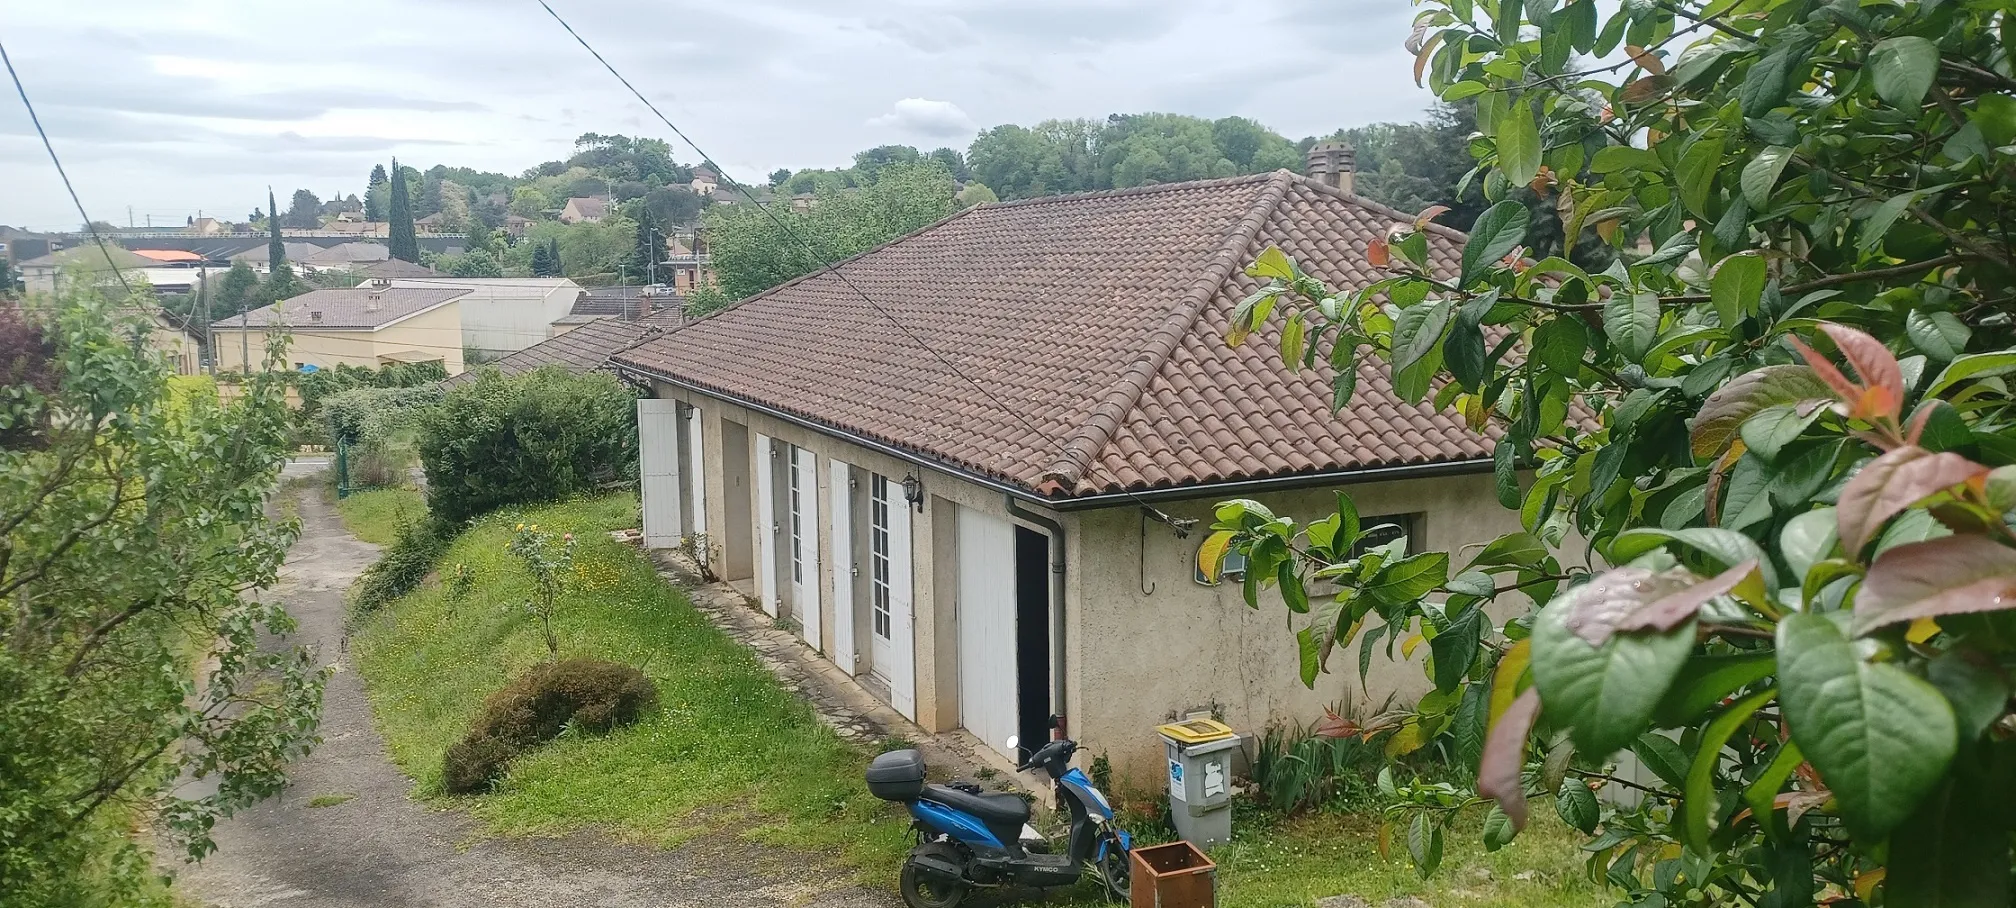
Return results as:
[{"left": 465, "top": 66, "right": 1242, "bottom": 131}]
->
[
  {"left": 346, "top": 492, "right": 1612, "bottom": 905},
  {"left": 333, "top": 488, "right": 427, "bottom": 545}
]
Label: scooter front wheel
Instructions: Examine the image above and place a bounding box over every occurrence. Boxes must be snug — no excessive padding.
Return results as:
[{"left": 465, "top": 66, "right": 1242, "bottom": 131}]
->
[
  {"left": 1096, "top": 836, "right": 1132, "bottom": 903},
  {"left": 899, "top": 843, "right": 971, "bottom": 908}
]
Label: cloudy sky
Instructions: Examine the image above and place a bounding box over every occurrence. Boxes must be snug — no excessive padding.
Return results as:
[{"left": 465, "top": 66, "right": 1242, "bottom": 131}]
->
[{"left": 1, "top": 0, "right": 1436, "bottom": 232}]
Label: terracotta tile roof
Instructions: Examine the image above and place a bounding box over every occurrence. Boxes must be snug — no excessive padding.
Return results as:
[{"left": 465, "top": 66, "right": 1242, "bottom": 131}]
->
[
  {"left": 613, "top": 171, "right": 1492, "bottom": 498},
  {"left": 443, "top": 312, "right": 682, "bottom": 388}
]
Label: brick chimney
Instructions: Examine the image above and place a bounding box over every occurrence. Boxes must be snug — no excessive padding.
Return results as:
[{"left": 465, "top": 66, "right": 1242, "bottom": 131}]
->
[
  {"left": 1305, "top": 140, "right": 1357, "bottom": 194},
  {"left": 365, "top": 291, "right": 382, "bottom": 312}
]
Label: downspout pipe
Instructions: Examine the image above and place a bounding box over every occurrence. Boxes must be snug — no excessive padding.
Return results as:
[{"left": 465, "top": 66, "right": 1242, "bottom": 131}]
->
[{"left": 1006, "top": 495, "right": 1069, "bottom": 742}]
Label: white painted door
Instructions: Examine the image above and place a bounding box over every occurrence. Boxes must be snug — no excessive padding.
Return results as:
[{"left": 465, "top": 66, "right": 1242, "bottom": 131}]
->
[
  {"left": 869, "top": 474, "right": 916, "bottom": 718},
  {"left": 685, "top": 406, "right": 707, "bottom": 537},
  {"left": 791, "top": 447, "right": 822, "bottom": 651},
  {"left": 829, "top": 458, "right": 856, "bottom": 675},
  {"left": 957, "top": 506, "right": 1019, "bottom": 759},
  {"left": 638, "top": 399, "right": 682, "bottom": 549},
  {"left": 755, "top": 434, "right": 778, "bottom": 616}
]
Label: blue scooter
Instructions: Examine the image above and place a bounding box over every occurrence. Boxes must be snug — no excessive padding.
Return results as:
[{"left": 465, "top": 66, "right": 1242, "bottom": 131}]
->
[{"left": 866, "top": 735, "right": 1132, "bottom": 907}]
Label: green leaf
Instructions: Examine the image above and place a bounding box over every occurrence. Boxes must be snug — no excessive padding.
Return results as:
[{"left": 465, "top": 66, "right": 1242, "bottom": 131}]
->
[
  {"left": 1630, "top": 733, "right": 1689, "bottom": 790},
  {"left": 1452, "top": 682, "right": 1489, "bottom": 767},
  {"left": 1973, "top": 92, "right": 2016, "bottom": 147},
  {"left": 1555, "top": 781, "right": 1600, "bottom": 834},
  {"left": 1779, "top": 506, "right": 1838, "bottom": 578},
  {"left": 1407, "top": 811, "right": 1446, "bottom": 876},
  {"left": 1740, "top": 145, "right": 1793, "bottom": 209},
  {"left": 1367, "top": 552, "right": 1451, "bottom": 604},
  {"left": 1494, "top": 441, "right": 1520, "bottom": 509},
  {"left": 1280, "top": 311, "right": 1307, "bottom": 370},
  {"left": 1906, "top": 310, "right": 1971, "bottom": 362},
  {"left": 1636, "top": 231, "right": 1698, "bottom": 267},
  {"left": 1738, "top": 402, "right": 1823, "bottom": 462},
  {"left": 1430, "top": 605, "right": 1485, "bottom": 691},
  {"left": 1392, "top": 298, "right": 1455, "bottom": 382},
  {"left": 1743, "top": 740, "right": 1805, "bottom": 842},
  {"left": 1279, "top": 559, "right": 1311, "bottom": 614},
  {"left": 1690, "top": 365, "right": 1834, "bottom": 459},
  {"left": 1738, "top": 30, "right": 1815, "bottom": 114},
  {"left": 1482, "top": 804, "right": 1519, "bottom": 851},
  {"left": 1710, "top": 252, "right": 1765, "bottom": 331},
  {"left": 1926, "top": 649, "right": 2010, "bottom": 744},
  {"left": 1250, "top": 246, "right": 1297, "bottom": 281},
  {"left": 1296, "top": 625, "right": 1322, "bottom": 687},
  {"left": 1471, "top": 531, "right": 1547, "bottom": 570},
  {"left": 1778, "top": 613, "right": 1958, "bottom": 839},
  {"left": 1926, "top": 351, "right": 2016, "bottom": 398},
  {"left": 1653, "top": 652, "right": 1776, "bottom": 726},
  {"left": 1590, "top": 146, "right": 1660, "bottom": 173},
  {"left": 1330, "top": 341, "right": 1359, "bottom": 410},
  {"left": 1533, "top": 593, "right": 1697, "bottom": 758},
  {"left": 1496, "top": 101, "right": 1542, "bottom": 186},
  {"left": 1359, "top": 621, "right": 1388, "bottom": 686},
  {"left": 1603, "top": 291, "right": 1660, "bottom": 360},
  {"left": 1859, "top": 191, "right": 1920, "bottom": 252},
  {"left": 1533, "top": 315, "right": 1587, "bottom": 376},
  {"left": 1444, "top": 313, "right": 1489, "bottom": 390},
  {"left": 1462, "top": 201, "right": 1532, "bottom": 286},
  {"left": 1676, "top": 133, "right": 1725, "bottom": 218},
  {"left": 1447, "top": 570, "right": 1496, "bottom": 597},
  {"left": 1869, "top": 36, "right": 1940, "bottom": 108},
  {"left": 1682, "top": 687, "right": 1774, "bottom": 854},
  {"left": 1889, "top": 778, "right": 2015, "bottom": 907}
]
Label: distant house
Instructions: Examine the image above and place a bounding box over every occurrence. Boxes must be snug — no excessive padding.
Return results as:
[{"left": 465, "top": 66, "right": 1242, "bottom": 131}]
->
[
  {"left": 690, "top": 167, "right": 720, "bottom": 196},
  {"left": 302, "top": 242, "right": 391, "bottom": 272},
  {"left": 548, "top": 285, "right": 680, "bottom": 336},
  {"left": 211, "top": 286, "right": 468, "bottom": 375},
  {"left": 371, "top": 277, "right": 584, "bottom": 359},
  {"left": 414, "top": 212, "right": 453, "bottom": 234},
  {"left": 443, "top": 311, "right": 683, "bottom": 389},
  {"left": 503, "top": 215, "right": 534, "bottom": 238},
  {"left": 354, "top": 259, "right": 442, "bottom": 280},
  {"left": 227, "top": 243, "right": 323, "bottom": 275},
  {"left": 790, "top": 192, "right": 816, "bottom": 212},
  {"left": 185, "top": 217, "right": 222, "bottom": 236},
  {"left": 127, "top": 308, "right": 202, "bottom": 375},
  {"left": 15, "top": 245, "right": 155, "bottom": 294},
  {"left": 333, "top": 211, "right": 364, "bottom": 224},
  {"left": 612, "top": 168, "right": 1519, "bottom": 782},
  {"left": 559, "top": 197, "right": 611, "bottom": 224}
]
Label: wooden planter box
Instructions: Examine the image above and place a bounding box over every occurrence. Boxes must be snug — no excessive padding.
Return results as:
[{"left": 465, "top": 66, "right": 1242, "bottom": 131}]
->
[{"left": 1130, "top": 840, "right": 1217, "bottom": 908}]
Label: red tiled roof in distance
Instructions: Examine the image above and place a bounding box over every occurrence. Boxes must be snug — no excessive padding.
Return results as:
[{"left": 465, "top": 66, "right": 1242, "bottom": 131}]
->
[{"left": 614, "top": 171, "right": 1491, "bottom": 498}]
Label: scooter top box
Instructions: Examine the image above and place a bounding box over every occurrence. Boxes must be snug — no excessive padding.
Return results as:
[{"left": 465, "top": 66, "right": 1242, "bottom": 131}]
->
[{"left": 866, "top": 748, "right": 926, "bottom": 801}]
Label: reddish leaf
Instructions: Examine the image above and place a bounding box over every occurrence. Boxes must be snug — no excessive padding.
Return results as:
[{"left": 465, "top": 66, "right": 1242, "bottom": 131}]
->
[
  {"left": 1414, "top": 205, "right": 1451, "bottom": 229},
  {"left": 1557, "top": 565, "right": 1701, "bottom": 645},
  {"left": 1616, "top": 560, "right": 1763, "bottom": 635},
  {"left": 1706, "top": 440, "right": 1747, "bottom": 525},
  {"left": 1819, "top": 323, "right": 1904, "bottom": 417},
  {"left": 1626, "top": 44, "right": 1668, "bottom": 76},
  {"left": 1413, "top": 31, "right": 1444, "bottom": 86},
  {"left": 1478, "top": 687, "right": 1542, "bottom": 831},
  {"left": 1368, "top": 236, "right": 1391, "bottom": 269},
  {"left": 1314, "top": 708, "right": 1363, "bottom": 739},
  {"left": 1787, "top": 335, "right": 1865, "bottom": 409},
  {"left": 1856, "top": 536, "right": 2016, "bottom": 633},
  {"left": 1691, "top": 365, "right": 1834, "bottom": 459},
  {"left": 1837, "top": 446, "right": 1990, "bottom": 557},
  {"left": 1621, "top": 74, "right": 1675, "bottom": 104}
]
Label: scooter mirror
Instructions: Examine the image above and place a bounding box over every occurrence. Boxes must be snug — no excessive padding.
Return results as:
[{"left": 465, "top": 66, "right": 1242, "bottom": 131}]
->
[{"left": 1004, "top": 735, "right": 1020, "bottom": 754}]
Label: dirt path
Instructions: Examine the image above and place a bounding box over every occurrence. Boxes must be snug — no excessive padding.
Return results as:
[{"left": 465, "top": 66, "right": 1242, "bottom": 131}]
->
[{"left": 174, "top": 483, "right": 901, "bottom": 908}]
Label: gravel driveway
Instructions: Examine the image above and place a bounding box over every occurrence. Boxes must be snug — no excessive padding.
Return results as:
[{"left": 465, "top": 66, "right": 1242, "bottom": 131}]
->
[{"left": 173, "top": 483, "right": 901, "bottom": 908}]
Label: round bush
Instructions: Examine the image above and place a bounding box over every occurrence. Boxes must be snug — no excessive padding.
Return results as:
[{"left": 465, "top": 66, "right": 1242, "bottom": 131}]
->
[
  {"left": 441, "top": 658, "right": 658, "bottom": 794},
  {"left": 416, "top": 368, "right": 639, "bottom": 527}
]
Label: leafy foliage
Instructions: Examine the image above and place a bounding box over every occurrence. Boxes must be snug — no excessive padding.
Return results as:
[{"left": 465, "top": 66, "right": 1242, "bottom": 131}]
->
[
  {"left": 415, "top": 367, "right": 640, "bottom": 527},
  {"left": 507, "top": 524, "right": 577, "bottom": 660},
  {"left": 1209, "top": 0, "right": 2016, "bottom": 900},
  {"left": 0, "top": 285, "right": 324, "bottom": 903},
  {"left": 703, "top": 161, "right": 961, "bottom": 302},
  {"left": 352, "top": 506, "right": 448, "bottom": 614}
]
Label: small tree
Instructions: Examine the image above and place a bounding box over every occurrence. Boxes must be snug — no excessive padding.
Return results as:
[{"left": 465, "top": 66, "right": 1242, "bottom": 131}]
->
[
  {"left": 507, "top": 525, "right": 577, "bottom": 659},
  {"left": 266, "top": 188, "right": 285, "bottom": 271},
  {"left": 365, "top": 164, "right": 389, "bottom": 220}
]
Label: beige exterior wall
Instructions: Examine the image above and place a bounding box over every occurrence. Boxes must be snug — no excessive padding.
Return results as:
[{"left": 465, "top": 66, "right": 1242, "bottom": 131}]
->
[
  {"left": 211, "top": 302, "right": 465, "bottom": 375},
  {"left": 651, "top": 383, "right": 1521, "bottom": 785},
  {"left": 145, "top": 321, "right": 198, "bottom": 375}
]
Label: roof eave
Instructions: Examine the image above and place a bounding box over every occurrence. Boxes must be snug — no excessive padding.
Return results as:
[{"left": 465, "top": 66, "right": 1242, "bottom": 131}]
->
[{"left": 614, "top": 359, "right": 1494, "bottom": 511}]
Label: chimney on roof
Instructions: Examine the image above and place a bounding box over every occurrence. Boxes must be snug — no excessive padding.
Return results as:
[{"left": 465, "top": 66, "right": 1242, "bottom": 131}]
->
[
  {"left": 365, "top": 291, "right": 383, "bottom": 312},
  {"left": 1306, "top": 140, "right": 1356, "bottom": 194},
  {"left": 310, "top": 310, "right": 323, "bottom": 323}
]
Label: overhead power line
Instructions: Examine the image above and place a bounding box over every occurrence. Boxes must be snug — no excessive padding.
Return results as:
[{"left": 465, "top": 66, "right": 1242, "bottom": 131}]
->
[
  {"left": 1, "top": 37, "right": 138, "bottom": 303},
  {"left": 536, "top": 0, "right": 1184, "bottom": 526}
]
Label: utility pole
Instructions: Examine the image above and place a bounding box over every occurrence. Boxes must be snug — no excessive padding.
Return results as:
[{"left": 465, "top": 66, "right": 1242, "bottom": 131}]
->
[
  {"left": 239, "top": 310, "right": 249, "bottom": 374},
  {"left": 199, "top": 261, "right": 215, "bottom": 377}
]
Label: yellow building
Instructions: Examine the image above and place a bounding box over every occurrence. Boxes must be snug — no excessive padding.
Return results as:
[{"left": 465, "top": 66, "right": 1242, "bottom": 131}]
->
[{"left": 211, "top": 287, "right": 468, "bottom": 375}]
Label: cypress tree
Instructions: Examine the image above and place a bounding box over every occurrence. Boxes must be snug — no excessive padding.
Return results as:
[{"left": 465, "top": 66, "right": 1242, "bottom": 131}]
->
[
  {"left": 387, "top": 158, "right": 419, "bottom": 263},
  {"left": 267, "top": 188, "right": 285, "bottom": 273},
  {"left": 633, "top": 207, "right": 658, "bottom": 283},
  {"left": 546, "top": 239, "right": 562, "bottom": 277},
  {"left": 365, "top": 164, "right": 388, "bottom": 220}
]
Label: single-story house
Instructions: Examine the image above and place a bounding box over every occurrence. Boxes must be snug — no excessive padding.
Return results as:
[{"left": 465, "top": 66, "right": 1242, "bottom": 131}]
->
[
  {"left": 610, "top": 166, "right": 1522, "bottom": 781},
  {"left": 369, "top": 277, "right": 583, "bottom": 358},
  {"left": 559, "top": 197, "right": 611, "bottom": 224},
  {"left": 442, "top": 310, "right": 683, "bottom": 389},
  {"left": 548, "top": 285, "right": 680, "bottom": 335},
  {"left": 16, "top": 245, "right": 155, "bottom": 294},
  {"left": 227, "top": 242, "right": 325, "bottom": 275},
  {"left": 302, "top": 242, "right": 391, "bottom": 271},
  {"left": 212, "top": 286, "right": 467, "bottom": 375},
  {"left": 354, "top": 259, "right": 441, "bottom": 280}
]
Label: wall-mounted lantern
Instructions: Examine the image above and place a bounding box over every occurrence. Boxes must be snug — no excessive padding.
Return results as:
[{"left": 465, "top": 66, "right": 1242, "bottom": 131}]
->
[{"left": 901, "top": 473, "right": 925, "bottom": 512}]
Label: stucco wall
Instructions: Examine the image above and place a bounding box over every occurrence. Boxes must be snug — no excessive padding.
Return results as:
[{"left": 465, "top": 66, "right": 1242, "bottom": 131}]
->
[
  {"left": 211, "top": 301, "right": 464, "bottom": 375},
  {"left": 375, "top": 301, "right": 466, "bottom": 375},
  {"left": 1068, "top": 472, "right": 1527, "bottom": 783}
]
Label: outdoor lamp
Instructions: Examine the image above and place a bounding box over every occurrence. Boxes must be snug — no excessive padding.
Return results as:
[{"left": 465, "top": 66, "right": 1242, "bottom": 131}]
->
[{"left": 901, "top": 473, "right": 924, "bottom": 512}]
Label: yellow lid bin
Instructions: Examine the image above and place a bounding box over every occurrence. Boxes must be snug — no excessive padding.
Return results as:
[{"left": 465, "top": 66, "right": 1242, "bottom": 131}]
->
[{"left": 1156, "top": 718, "right": 1236, "bottom": 745}]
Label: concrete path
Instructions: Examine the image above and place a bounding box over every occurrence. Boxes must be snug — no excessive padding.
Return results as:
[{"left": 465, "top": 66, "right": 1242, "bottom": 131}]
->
[{"left": 173, "top": 484, "right": 900, "bottom": 908}]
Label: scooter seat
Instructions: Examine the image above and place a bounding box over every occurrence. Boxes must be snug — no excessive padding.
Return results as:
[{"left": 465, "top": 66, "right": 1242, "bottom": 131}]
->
[{"left": 923, "top": 784, "right": 1031, "bottom": 825}]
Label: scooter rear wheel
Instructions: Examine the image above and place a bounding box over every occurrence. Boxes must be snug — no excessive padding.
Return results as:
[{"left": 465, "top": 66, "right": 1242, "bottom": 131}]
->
[{"left": 899, "top": 843, "right": 970, "bottom": 908}]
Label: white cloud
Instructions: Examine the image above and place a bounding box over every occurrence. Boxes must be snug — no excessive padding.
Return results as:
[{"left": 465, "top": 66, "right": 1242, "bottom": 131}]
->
[{"left": 865, "top": 98, "right": 977, "bottom": 139}]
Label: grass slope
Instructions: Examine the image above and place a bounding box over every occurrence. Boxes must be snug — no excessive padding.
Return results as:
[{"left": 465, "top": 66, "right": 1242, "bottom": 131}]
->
[
  {"left": 349, "top": 494, "right": 912, "bottom": 878},
  {"left": 342, "top": 493, "right": 1613, "bottom": 905},
  {"left": 333, "top": 488, "right": 426, "bottom": 546}
]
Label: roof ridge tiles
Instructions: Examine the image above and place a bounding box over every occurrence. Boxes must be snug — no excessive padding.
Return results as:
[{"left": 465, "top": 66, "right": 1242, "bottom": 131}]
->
[
  {"left": 1035, "top": 170, "right": 1298, "bottom": 495},
  {"left": 978, "top": 171, "right": 1283, "bottom": 211}
]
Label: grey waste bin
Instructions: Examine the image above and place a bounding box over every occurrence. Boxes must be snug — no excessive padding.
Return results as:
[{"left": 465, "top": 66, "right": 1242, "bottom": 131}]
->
[{"left": 1159, "top": 719, "right": 1240, "bottom": 849}]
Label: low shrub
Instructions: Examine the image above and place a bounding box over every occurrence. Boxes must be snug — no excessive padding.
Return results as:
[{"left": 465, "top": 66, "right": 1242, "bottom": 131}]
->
[
  {"left": 416, "top": 367, "right": 639, "bottom": 526},
  {"left": 1251, "top": 720, "right": 1388, "bottom": 814},
  {"left": 352, "top": 512, "right": 448, "bottom": 614},
  {"left": 325, "top": 385, "right": 441, "bottom": 490},
  {"left": 441, "top": 658, "right": 658, "bottom": 794}
]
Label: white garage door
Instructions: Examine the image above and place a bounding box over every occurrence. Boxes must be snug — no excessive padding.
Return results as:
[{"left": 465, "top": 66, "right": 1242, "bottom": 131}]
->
[{"left": 957, "top": 506, "right": 1018, "bottom": 760}]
